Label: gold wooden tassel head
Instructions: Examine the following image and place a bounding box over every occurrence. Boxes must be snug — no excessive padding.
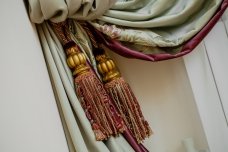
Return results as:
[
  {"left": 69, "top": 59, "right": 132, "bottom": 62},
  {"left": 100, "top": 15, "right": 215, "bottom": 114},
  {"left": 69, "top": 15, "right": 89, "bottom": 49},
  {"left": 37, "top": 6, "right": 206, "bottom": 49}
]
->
[
  {"left": 96, "top": 54, "right": 120, "bottom": 82},
  {"left": 66, "top": 46, "right": 89, "bottom": 76}
]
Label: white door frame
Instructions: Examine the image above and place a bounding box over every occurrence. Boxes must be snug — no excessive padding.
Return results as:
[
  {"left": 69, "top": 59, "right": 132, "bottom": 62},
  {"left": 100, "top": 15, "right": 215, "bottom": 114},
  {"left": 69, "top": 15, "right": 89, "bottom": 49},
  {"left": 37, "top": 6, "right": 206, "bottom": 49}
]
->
[{"left": 183, "top": 11, "right": 228, "bottom": 152}]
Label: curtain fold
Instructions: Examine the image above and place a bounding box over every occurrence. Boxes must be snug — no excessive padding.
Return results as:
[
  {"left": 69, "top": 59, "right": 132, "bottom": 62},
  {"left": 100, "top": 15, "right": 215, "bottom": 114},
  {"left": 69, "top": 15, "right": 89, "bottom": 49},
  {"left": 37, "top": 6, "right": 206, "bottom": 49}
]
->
[
  {"left": 37, "top": 21, "right": 136, "bottom": 152},
  {"left": 27, "top": 0, "right": 228, "bottom": 151},
  {"left": 28, "top": 0, "right": 116, "bottom": 23},
  {"left": 99, "top": 0, "right": 228, "bottom": 61},
  {"left": 93, "top": 0, "right": 223, "bottom": 52},
  {"left": 29, "top": 0, "right": 228, "bottom": 61}
]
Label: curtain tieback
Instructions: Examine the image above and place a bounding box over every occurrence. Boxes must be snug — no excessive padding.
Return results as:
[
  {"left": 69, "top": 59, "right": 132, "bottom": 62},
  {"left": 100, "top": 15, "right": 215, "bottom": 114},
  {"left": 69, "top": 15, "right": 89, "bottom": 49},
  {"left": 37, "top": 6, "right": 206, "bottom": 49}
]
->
[{"left": 50, "top": 21, "right": 125, "bottom": 141}]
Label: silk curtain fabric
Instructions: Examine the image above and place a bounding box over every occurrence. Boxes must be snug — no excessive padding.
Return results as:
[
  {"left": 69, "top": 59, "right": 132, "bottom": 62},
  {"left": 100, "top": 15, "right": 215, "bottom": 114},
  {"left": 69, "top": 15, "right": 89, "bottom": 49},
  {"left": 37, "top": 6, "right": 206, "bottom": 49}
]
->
[
  {"left": 29, "top": 0, "right": 228, "bottom": 61},
  {"left": 36, "top": 21, "right": 137, "bottom": 152},
  {"left": 92, "top": 0, "right": 227, "bottom": 58},
  {"left": 27, "top": 0, "right": 227, "bottom": 151},
  {"left": 102, "top": 1, "right": 228, "bottom": 61},
  {"left": 28, "top": 1, "right": 148, "bottom": 151},
  {"left": 28, "top": 0, "right": 116, "bottom": 23}
]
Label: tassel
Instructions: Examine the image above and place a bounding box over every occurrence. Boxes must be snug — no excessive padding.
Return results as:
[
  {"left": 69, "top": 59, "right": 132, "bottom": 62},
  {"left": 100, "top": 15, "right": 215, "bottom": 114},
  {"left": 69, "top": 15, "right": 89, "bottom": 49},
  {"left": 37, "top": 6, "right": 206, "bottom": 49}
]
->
[
  {"left": 81, "top": 23, "right": 152, "bottom": 143},
  {"left": 96, "top": 53, "right": 152, "bottom": 143},
  {"left": 50, "top": 21, "right": 125, "bottom": 141}
]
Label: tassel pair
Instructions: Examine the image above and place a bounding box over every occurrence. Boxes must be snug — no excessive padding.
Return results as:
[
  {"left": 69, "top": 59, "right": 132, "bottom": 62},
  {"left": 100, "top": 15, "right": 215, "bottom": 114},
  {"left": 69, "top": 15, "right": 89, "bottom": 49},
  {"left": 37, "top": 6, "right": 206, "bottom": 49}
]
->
[
  {"left": 51, "top": 20, "right": 152, "bottom": 143},
  {"left": 50, "top": 21, "right": 125, "bottom": 141},
  {"left": 82, "top": 23, "right": 152, "bottom": 143}
]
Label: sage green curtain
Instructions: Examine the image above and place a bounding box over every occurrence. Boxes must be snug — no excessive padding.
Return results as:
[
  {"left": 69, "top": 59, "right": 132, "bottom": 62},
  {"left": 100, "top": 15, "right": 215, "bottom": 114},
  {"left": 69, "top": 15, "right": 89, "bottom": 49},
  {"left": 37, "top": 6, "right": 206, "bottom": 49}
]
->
[
  {"left": 28, "top": 0, "right": 116, "bottom": 23},
  {"left": 28, "top": 1, "right": 141, "bottom": 151},
  {"left": 93, "top": 0, "right": 222, "bottom": 54},
  {"left": 29, "top": 0, "right": 223, "bottom": 54},
  {"left": 28, "top": 0, "right": 223, "bottom": 151},
  {"left": 28, "top": 1, "right": 137, "bottom": 151},
  {"left": 36, "top": 21, "right": 135, "bottom": 152}
]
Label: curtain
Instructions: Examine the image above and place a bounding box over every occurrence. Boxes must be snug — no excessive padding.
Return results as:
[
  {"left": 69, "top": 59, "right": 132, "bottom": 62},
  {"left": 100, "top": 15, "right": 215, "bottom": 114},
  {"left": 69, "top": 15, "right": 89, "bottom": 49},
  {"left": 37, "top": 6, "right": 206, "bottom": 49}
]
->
[
  {"left": 36, "top": 21, "right": 137, "bottom": 152},
  {"left": 28, "top": 0, "right": 228, "bottom": 61},
  {"left": 27, "top": 0, "right": 228, "bottom": 152},
  {"left": 95, "top": 0, "right": 228, "bottom": 61},
  {"left": 97, "top": 0, "right": 222, "bottom": 47}
]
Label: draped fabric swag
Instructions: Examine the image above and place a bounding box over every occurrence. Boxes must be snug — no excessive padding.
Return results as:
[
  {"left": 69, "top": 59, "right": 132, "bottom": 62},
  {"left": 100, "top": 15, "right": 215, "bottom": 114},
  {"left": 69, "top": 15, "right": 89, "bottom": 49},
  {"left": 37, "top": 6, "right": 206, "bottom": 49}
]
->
[{"left": 27, "top": 0, "right": 228, "bottom": 151}]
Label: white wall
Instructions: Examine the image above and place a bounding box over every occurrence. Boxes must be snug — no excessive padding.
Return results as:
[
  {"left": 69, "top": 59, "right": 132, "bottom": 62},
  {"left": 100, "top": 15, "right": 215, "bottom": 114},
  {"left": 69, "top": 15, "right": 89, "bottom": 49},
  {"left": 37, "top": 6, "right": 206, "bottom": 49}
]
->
[
  {"left": 109, "top": 52, "right": 208, "bottom": 152},
  {"left": 0, "top": 1, "right": 68, "bottom": 152},
  {"left": 183, "top": 10, "right": 228, "bottom": 152}
]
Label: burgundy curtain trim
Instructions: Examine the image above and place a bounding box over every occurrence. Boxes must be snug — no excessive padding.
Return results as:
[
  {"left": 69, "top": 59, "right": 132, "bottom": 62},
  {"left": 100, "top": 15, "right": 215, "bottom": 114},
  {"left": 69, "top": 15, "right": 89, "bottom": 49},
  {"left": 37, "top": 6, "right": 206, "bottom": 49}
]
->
[
  {"left": 123, "top": 129, "right": 149, "bottom": 152},
  {"left": 103, "top": 0, "right": 228, "bottom": 61}
]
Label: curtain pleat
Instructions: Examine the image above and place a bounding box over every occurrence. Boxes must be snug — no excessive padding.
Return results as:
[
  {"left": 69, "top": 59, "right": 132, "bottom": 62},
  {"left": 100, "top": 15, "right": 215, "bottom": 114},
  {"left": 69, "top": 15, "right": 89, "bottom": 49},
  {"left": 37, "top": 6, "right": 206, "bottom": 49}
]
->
[
  {"left": 36, "top": 21, "right": 136, "bottom": 152},
  {"left": 27, "top": 1, "right": 228, "bottom": 151}
]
